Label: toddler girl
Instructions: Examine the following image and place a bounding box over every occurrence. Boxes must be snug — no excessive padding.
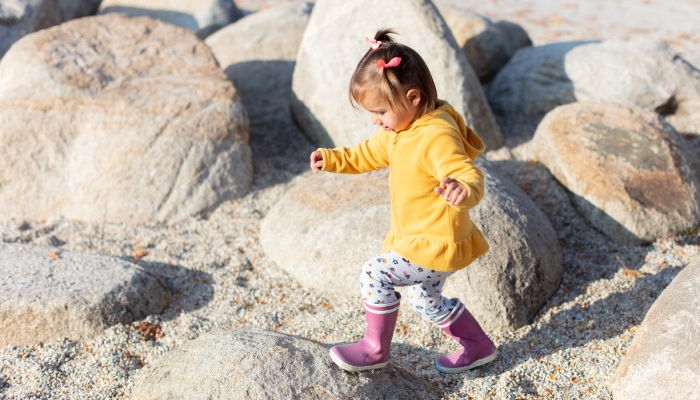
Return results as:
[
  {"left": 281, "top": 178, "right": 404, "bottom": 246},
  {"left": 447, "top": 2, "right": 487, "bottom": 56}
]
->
[{"left": 309, "top": 29, "right": 497, "bottom": 374}]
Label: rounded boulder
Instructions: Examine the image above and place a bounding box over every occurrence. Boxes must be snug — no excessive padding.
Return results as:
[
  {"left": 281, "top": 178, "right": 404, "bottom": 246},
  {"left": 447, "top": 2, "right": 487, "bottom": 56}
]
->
[
  {"left": 131, "top": 329, "right": 442, "bottom": 400},
  {"left": 0, "top": 15, "right": 252, "bottom": 224}
]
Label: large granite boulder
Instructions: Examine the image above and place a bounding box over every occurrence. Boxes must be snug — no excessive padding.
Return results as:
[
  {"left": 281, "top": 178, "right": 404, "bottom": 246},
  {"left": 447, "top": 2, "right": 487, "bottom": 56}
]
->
[
  {"left": 0, "top": 0, "right": 62, "bottom": 59},
  {"left": 610, "top": 258, "right": 700, "bottom": 400},
  {"left": 438, "top": 5, "right": 531, "bottom": 83},
  {"left": 0, "top": 243, "right": 170, "bottom": 347},
  {"left": 261, "top": 161, "right": 562, "bottom": 331},
  {"left": 532, "top": 102, "right": 700, "bottom": 245},
  {"left": 99, "top": 0, "right": 243, "bottom": 38},
  {"left": 206, "top": 1, "right": 312, "bottom": 129},
  {"left": 291, "top": 0, "right": 503, "bottom": 150},
  {"left": 0, "top": 15, "right": 252, "bottom": 224},
  {"left": 487, "top": 40, "right": 700, "bottom": 136},
  {"left": 130, "top": 329, "right": 441, "bottom": 400}
]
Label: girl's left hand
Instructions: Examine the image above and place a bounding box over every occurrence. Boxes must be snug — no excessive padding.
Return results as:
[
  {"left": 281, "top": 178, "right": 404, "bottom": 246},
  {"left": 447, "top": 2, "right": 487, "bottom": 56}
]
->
[{"left": 434, "top": 177, "right": 468, "bottom": 206}]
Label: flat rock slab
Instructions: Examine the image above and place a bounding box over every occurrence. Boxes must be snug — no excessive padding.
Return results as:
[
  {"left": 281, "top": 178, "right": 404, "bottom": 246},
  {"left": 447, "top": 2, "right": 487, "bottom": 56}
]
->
[
  {"left": 0, "top": 243, "right": 170, "bottom": 347},
  {"left": 610, "top": 258, "right": 700, "bottom": 400},
  {"left": 262, "top": 162, "right": 562, "bottom": 331},
  {"left": 99, "top": 0, "right": 243, "bottom": 38},
  {"left": 0, "top": 15, "right": 252, "bottom": 224},
  {"left": 291, "top": 0, "right": 502, "bottom": 150},
  {"left": 0, "top": 0, "right": 62, "bottom": 59},
  {"left": 438, "top": 5, "right": 531, "bottom": 83},
  {"left": 532, "top": 102, "right": 700, "bottom": 244},
  {"left": 487, "top": 40, "right": 700, "bottom": 136},
  {"left": 131, "top": 329, "right": 441, "bottom": 400}
]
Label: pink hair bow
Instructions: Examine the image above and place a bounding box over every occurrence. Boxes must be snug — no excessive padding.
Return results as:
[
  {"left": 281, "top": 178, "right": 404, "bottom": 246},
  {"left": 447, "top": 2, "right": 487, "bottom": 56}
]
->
[
  {"left": 378, "top": 57, "right": 402, "bottom": 70},
  {"left": 365, "top": 37, "right": 381, "bottom": 50}
]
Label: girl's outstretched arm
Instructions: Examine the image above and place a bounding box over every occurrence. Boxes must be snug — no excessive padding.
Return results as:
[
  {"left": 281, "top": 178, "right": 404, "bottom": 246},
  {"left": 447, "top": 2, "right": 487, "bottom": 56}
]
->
[{"left": 316, "top": 129, "right": 391, "bottom": 174}]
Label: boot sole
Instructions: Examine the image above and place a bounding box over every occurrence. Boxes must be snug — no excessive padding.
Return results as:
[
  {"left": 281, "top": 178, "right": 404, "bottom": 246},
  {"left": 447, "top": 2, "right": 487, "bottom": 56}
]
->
[
  {"left": 435, "top": 348, "right": 498, "bottom": 374},
  {"left": 329, "top": 348, "right": 389, "bottom": 372}
]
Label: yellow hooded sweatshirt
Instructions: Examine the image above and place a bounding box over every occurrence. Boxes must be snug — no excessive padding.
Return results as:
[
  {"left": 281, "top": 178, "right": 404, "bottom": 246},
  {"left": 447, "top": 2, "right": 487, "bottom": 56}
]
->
[{"left": 319, "top": 100, "right": 489, "bottom": 272}]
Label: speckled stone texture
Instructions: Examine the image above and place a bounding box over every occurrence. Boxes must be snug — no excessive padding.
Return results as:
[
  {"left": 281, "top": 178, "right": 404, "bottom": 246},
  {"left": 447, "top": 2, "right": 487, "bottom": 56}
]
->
[
  {"left": 0, "top": 242, "right": 170, "bottom": 347},
  {"left": 0, "top": 14, "right": 252, "bottom": 224},
  {"left": 290, "top": 0, "right": 503, "bottom": 150},
  {"left": 610, "top": 258, "right": 700, "bottom": 400},
  {"left": 532, "top": 102, "right": 700, "bottom": 244},
  {"left": 130, "top": 329, "right": 442, "bottom": 400}
]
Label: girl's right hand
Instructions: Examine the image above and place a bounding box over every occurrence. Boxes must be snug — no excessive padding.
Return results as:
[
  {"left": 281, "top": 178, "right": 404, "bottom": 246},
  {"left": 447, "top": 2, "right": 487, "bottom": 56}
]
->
[{"left": 310, "top": 151, "right": 323, "bottom": 173}]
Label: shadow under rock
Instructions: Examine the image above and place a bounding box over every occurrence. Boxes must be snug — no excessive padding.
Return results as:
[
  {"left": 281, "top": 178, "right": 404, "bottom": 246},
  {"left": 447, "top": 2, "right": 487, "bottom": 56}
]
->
[
  {"left": 100, "top": 6, "right": 231, "bottom": 38},
  {"left": 225, "top": 60, "right": 315, "bottom": 190},
  {"left": 490, "top": 266, "right": 683, "bottom": 374},
  {"left": 135, "top": 260, "right": 214, "bottom": 321}
]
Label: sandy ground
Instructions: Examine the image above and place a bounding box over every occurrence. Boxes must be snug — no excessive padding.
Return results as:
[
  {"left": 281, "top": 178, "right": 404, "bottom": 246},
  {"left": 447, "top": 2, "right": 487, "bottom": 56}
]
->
[{"left": 1, "top": 1, "right": 699, "bottom": 399}]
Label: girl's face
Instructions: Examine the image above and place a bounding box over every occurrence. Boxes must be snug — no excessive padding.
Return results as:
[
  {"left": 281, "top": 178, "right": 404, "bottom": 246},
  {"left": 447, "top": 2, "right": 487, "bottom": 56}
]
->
[{"left": 362, "top": 90, "right": 421, "bottom": 133}]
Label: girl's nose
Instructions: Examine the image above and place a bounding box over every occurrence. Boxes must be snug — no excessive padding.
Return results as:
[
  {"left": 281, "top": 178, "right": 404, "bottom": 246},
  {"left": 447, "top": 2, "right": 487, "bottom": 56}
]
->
[{"left": 371, "top": 114, "right": 380, "bottom": 125}]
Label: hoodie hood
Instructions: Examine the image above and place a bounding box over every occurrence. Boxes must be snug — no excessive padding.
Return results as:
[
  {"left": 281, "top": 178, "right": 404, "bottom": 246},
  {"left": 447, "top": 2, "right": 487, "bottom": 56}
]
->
[{"left": 410, "top": 100, "right": 486, "bottom": 161}]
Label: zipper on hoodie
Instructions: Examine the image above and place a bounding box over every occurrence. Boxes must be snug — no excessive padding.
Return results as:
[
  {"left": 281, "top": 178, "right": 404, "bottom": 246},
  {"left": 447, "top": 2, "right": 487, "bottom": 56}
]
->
[{"left": 390, "top": 132, "right": 399, "bottom": 236}]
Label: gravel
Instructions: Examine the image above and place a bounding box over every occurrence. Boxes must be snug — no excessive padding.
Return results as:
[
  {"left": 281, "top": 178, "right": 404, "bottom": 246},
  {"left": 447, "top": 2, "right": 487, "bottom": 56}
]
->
[{"left": 2, "top": 0, "right": 699, "bottom": 399}]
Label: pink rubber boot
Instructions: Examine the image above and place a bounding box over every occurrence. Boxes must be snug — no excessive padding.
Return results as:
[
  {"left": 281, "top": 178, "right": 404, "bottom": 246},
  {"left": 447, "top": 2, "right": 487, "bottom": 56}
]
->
[
  {"left": 329, "top": 301, "right": 400, "bottom": 372},
  {"left": 436, "top": 301, "right": 498, "bottom": 373}
]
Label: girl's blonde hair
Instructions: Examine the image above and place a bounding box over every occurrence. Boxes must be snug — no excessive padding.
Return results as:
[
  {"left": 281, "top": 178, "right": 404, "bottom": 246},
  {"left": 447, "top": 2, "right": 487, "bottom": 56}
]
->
[{"left": 349, "top": 28, "right": 438, "bottom": 118}]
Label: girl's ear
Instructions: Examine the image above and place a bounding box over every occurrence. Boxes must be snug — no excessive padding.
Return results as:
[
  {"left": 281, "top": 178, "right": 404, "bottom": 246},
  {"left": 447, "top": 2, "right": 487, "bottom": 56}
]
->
[{"left": 406, "top": 89, "right": 421, "bottom": 107}]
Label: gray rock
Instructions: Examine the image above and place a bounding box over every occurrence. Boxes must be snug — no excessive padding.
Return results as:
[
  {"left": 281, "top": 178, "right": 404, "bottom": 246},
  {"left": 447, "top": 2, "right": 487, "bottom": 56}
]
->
[
  {"left": 0, "top": 15, "right": 252, "bottom": 224},
  {"left": 130, "top": 329, "right": 441, "bottom": 400},
  {"left": 610, "top": 258, "right": 700, "bottom": 400},
  {"left": 205, "top": 1, "right": 315, "bottom": 184},
  {"left": 442, "top": 160, "right": 563, "bottom": 331},
  {"left": 261, "top": 169, "right": 390, "bottom": 296},
  {"left": 57, "top": 0, "right": 100, "bottom": 20},
  {"left": 485, "top": 41, "right": 581, "bottom": 127},
  {"left": 487, "top": 40, "right": 700, "bottom": 136},
  {"left": 290, "top": 0, "right": 503, "bottom": 150},
  {"left": 438, "top": 5, "right": 531, "bottom": 83},
  {"left": 0, "top": 242, "right": 170, "bottom": 347},
  {"left": 261, "top": 162, "right": 562, "bottom": 331},
  {"left": 532, "top": 102, "right": 700, "bottom": 244},
  {"left": 0, "top": 0, "right": 62, "bottom": 59},
  {"left": 206, "top": 1, "right": 312, "bottom": 130},
  {"left": 99, "top": 0, "right": 242, "bottom": 38}
]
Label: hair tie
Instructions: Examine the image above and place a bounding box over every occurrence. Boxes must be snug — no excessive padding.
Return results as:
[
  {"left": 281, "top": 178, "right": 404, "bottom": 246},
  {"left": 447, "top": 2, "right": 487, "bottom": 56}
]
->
[
  {"left": 365, "top": 37, "right": 381, "bottom": 50},
  {"left": 378, "top": 57, "right": 402, "bottom": 70}
]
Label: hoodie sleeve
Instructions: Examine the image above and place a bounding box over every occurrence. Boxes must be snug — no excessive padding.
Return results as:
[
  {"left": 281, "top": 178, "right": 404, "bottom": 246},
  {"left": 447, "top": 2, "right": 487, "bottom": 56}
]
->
[
  {"left": 319, "top": 129, "right": 391, "bottom": 174},
  {"left": 421, "top": 128, "right": 485, "bottom": 210}
]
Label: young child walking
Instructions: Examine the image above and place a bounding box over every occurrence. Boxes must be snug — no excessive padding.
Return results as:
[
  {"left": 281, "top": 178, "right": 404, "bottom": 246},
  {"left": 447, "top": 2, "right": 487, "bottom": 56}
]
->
[{"left": 309, "top": 29, "right": 497, "bottom": 374}]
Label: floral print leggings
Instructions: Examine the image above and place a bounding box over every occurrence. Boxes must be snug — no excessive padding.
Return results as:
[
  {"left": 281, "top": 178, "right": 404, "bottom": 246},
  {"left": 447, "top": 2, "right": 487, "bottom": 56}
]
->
[{"left": 360, "top": 251, "right": 459, "bottom": 323}]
